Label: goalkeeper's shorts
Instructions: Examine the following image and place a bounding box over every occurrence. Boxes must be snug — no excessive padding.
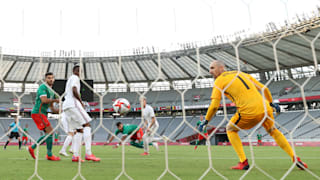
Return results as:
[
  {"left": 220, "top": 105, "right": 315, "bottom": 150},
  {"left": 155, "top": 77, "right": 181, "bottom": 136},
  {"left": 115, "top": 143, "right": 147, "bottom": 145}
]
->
[{"left": 227, "top": 109, "right": 274, "bottom": 131}]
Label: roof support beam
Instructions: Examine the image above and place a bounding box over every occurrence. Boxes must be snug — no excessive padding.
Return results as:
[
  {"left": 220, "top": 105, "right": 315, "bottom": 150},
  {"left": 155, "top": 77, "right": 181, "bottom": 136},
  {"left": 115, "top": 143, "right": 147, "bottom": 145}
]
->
[
  {"left": 170, "top": 57, "right": 193, "bottom": 78},
  {"left": 23, "top": 61, "right": 34, "bottom": 82},
  {"left": 134, "top": 61, "right": 149, "bottom": 81},
  {"left": 99, "top": 61, "right": 108, "bottom": 85},
  {"left": 151, "top": 59, "right": 171, "bottom": 79},
  {"left": 262, "top": 43, "right": 313, "bottom": 64},
  {"left": 187, "top": 55, "right": 210, "bottom": 71},
  {"left": 222, "top": 50, "right": 263, "bottom": 70},
  {"left": 4, "top": 61, "right": 17, "bottom": 81},
  {"left": 282, "top": 38, "right": 320, "bottom": 52},
  {"left": 243, "top": 47, "right": 288, "bottom": 67}
]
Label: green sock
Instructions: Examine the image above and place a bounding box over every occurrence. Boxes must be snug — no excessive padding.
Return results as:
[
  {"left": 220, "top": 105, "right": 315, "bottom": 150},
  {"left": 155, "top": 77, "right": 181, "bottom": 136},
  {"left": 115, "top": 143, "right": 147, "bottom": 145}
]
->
[
  {"left": 130, "top": 141, "right": 143, "bottom": 148},
  {"left": 31, "top": 135, "right": 46, "bottom": 149},
  {"left": 195, "top": 140, "right": 199, "bottom": 146},
  {"left": 46, "top": 134, "right": 53, "bottom": 157}
]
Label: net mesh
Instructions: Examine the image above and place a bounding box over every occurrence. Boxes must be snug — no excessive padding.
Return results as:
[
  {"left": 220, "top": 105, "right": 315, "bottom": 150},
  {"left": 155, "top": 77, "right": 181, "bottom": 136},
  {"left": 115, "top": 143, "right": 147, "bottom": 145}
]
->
[{"left": 0, "top": 1, "right": 320, "bottom": 179}]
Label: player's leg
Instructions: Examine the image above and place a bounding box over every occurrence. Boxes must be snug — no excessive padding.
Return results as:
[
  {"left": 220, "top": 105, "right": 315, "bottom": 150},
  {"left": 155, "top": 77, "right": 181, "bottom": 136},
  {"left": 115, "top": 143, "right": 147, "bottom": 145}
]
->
[
  {"left": 60, "top": 132, "right": 74, "bottom": 156},
  {"left": 4, "top": 137, "right": 12, "bottom": 150},
  {"left": 69, "top": 133, "right": 75, "bottom": 154},
  {"left": 130, "top": 140, "right": 144, "bottom": 148},
  {"left": 65, "top": 108, "right": 84, "bottom": 162},
  {"left": 263, "top": 110, "right": 307, "bottom": 169},
  {"left": 73, "top": 105, "right": 99, "bottom": 161},
  {"left": 29, "top": 114, "right": 49, "bottom": 156},
  {"left": 149, "top": 126, "right": 160, "bottom": 151},
  {"left": 18, "top": 136, "right": 22, "bottom": 150},
  {"left": 22, "top": 137, "right": 27, "bottom": 145},
  {"left": 194, "top": 134, "right": 203, "bottom": 150},
  {"left": 72, "top": 129, "right": 84, "bottom": 162},
  {"left": 83, "top": 123, "right": 92, "bottom": 155},
  {"left": 60, "top": 113, "right": 73, "bottom": 156},
  {"left": 227, "top": 113, "right": 247, "bottom": 162},
  {"left": 43, "top": 125, "right": 60, "bottom": 160},
  {"left": 142, "top": 133, "right": 150, "bottom": 154},
  {"left": 30, "top": 113, "right": 60, "bottom": 160}
]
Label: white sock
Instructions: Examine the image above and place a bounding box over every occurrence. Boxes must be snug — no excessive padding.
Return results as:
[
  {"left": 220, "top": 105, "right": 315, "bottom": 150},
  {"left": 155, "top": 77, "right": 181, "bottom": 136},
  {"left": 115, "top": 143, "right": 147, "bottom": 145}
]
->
[
  {"left": 73, "top": 132, "right": 83, "bottom": 157},
  {"left": 61, "top": 135, "right": 73, "bottom": 153},
  {"left": 143, "top": 135, "right": 149, "bottom": 153},
  {"left": 83, "top": 127, "right": 92, "bottom": 155},
  {"left": 70, "top": 135, "right": 75, "bottom": 152}
]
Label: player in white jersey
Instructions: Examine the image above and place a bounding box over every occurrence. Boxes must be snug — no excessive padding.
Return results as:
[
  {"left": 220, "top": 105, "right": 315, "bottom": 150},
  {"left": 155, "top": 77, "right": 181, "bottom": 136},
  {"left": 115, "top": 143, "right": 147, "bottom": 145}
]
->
[
  {"left": 63, "top": 64, "right": 100, "bottom": 162},
  {"left": 59, "top": 112, "right": 74, "bottom": 156},
  {"left": 141, "top": 96, "right": 162, "bottom": 156}
]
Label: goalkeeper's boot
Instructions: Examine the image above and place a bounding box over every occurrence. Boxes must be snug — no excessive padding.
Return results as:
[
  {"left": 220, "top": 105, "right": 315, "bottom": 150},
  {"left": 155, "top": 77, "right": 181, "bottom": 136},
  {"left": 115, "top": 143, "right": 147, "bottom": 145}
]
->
[
  {"left": 28, "top": 146, "right": 36, "bottom": 159},
  {"left": 85, "top": 154, "right": 100, "bottom": 162},
  {"left": 194, "top": 145, "right": 198, "bottom": 150},
  {"left": 141, "top": 152, "right": 149, "bottom": 156},
  {"left": 295, "top": 157, "right": 308, "bottom": 170},
  {"left": 72, "top": 156, "right": 84, "bottom": 162},
  {"left": 46, "top": 155, "right": 61, "bottom": 161},
  {"left": 231, "top": 159, "right": 250, "bottom": 170}
]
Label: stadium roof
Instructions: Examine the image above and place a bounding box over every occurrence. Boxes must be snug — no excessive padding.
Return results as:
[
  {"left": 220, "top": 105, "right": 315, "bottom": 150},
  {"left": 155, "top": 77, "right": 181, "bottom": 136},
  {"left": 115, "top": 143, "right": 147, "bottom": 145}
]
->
[{"left": 0, "top": 18, "right": 320, "bottom": 84}]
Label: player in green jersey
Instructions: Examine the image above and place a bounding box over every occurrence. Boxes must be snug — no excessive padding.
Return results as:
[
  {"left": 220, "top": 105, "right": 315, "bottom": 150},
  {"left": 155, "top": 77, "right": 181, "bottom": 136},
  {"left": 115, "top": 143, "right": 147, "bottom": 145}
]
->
[
  {"left": 194, "top": 115, "right": 215, "bottom": 150},
  {"left": 105, "top": 122, "right": 144, "bottom": 149},
  {"left": 28, "top": 72, "right": 60, "bottom": 161},
  {"left": 22, "top": 124, "right": 29, "bottom": 146}
]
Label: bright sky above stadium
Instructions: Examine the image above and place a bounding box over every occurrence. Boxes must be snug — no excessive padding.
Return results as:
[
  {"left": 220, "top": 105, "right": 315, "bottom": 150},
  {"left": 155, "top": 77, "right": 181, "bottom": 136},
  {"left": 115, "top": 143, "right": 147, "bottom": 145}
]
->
[{"left": 0, "top": 0, "right": 319, "bottom": 55}]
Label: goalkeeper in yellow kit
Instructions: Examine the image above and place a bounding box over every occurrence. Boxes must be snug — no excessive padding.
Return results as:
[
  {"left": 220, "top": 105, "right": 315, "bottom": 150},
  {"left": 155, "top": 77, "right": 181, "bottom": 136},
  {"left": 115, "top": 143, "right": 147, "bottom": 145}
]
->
[{"left": 198, "top": 60, "right": 308, "bottom": 170}]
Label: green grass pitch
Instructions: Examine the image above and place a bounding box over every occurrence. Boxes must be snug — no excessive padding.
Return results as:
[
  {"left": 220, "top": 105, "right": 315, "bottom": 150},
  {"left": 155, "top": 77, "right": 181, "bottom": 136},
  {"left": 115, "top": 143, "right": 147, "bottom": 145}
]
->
[{"left": 0, "top": 145, "right": 319, "bottom": 180}]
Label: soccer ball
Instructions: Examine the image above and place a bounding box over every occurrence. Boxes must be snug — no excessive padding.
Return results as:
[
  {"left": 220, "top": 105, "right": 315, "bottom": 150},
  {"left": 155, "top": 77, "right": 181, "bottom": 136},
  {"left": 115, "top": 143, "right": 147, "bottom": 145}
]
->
[{"left": 113, "top": 98, "right": 131, "bottom": 114}]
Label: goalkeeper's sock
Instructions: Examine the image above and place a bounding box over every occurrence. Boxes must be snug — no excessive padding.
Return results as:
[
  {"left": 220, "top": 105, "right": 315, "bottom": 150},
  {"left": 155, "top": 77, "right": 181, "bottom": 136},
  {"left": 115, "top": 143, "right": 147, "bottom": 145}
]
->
[
  {"left": 61, "top": 134, "right": 73, "bottom": 153},
  {"left": 4, "top": 141, "right": 9, "bottom": 149},
  {"left": 18, "top": 140, "right": 22, "bottom": 149},
  {"left": 270, "top": 129, "right": 294, "bottom": 160},
  {"left": 83, "top": 127, "right": 92, "bottom": 155},
  {"left": 31, "top": 135, "right": 46, "bottom": 149},
  {"left": 45, "top": 134, "right": 53, "bottom": 157},
  {"left": 227, "top": 131, "right": 247, "bottom": 163}
]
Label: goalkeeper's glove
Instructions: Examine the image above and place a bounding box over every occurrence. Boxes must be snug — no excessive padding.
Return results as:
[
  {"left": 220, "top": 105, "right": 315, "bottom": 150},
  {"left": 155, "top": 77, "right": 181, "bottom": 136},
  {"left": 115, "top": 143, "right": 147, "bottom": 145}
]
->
[
  {"left": 270, "top": 103, "right": 280, "bottom": 113},
  {"left": 198, "top": 120, "right": 208, "bottom": 132}
]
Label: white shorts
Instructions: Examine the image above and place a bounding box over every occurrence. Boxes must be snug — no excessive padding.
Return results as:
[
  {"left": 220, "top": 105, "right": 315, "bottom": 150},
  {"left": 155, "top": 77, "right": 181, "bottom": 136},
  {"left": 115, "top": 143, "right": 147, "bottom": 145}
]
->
[
  {"left": 64, "top": 105, "right": 92, "bottom": 131},
  {"left": 61, "top": 112, "right": 72, "bottom": 133}
]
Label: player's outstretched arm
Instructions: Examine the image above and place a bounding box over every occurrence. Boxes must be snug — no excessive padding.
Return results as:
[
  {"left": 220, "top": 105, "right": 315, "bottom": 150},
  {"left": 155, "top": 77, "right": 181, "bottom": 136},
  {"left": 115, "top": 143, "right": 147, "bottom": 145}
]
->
[
  {"left": 199, "top": 99, "right": 220, "bottom": 132},
  {"left": 105, "top": 136, "right": 115, "bottom": 145}
]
